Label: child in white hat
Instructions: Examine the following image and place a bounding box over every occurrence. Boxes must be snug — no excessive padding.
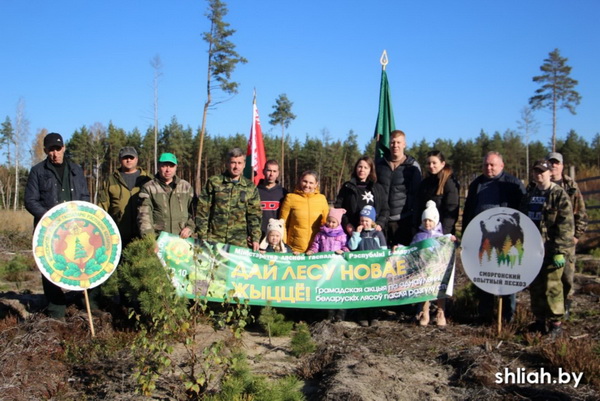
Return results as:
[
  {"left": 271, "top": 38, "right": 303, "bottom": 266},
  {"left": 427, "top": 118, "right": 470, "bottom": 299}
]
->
[
  {"left": 411, "top": 200, "right": 448, "bottom": 327},
  {"left": 259, "top": 218, "right": 292, "bottom": 253}
]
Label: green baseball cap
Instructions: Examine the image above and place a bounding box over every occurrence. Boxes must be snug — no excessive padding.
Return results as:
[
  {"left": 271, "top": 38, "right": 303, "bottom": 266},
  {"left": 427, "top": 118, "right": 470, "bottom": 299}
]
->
[{"left": 158, "top": 152, "right": 178, "bottom": 165}]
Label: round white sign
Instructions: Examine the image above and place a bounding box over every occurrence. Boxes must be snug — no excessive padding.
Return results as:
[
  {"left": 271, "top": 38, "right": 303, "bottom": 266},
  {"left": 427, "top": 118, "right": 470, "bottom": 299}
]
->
[{"left": 461, "top": 207, "right": 544, "bottom": 296}]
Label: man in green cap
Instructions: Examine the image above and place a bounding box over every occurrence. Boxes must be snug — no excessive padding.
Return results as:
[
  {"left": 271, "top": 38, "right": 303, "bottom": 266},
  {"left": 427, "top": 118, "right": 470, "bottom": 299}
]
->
[
  {"left": 196, "top": 148, "right": 262, "bottom": 249},
  {"left": 138, "top": 152, "right": 195, "bottom": 238},
  {"left": 98, "top": 146, "right": 150, "bottom": 246}
]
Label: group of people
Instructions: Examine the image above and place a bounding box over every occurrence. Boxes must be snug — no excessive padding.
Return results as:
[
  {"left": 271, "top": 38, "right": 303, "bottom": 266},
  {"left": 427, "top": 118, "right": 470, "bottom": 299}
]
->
[{"left": 24, "top": 131, "right": 587, "bottom": 338}]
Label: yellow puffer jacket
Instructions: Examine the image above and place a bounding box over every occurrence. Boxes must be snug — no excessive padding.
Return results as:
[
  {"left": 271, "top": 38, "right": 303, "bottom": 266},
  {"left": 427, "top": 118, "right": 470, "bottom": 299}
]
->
[{"left": 279, "top": 189, "right": 329, "bottom": 253}]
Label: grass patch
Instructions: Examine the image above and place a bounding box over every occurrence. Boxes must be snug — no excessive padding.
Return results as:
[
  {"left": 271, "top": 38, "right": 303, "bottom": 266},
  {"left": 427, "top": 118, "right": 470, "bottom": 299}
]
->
[
  {"left": 0, "top": 253, "right": 35, "bottom": 289},
  {"left": 540, "top": 337, "right": 600, "bottom": 386}
]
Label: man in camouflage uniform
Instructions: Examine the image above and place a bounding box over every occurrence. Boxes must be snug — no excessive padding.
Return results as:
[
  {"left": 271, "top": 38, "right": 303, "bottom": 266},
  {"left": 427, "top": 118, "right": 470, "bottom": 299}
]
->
[
  {"left": 521, "top": 160, "right": 574, "bottom": 338},
  {"left": 138, "top": 152, "right": 195, "bottom": 238},
  {"left": 98, "top": 146, "right": 150, "bottom": 246},
  {"left": 196, "top": 148, "right": 262, "bottom": 250},
  {"left": 546, "top": 152, "right": 588, "bottom": 319}
]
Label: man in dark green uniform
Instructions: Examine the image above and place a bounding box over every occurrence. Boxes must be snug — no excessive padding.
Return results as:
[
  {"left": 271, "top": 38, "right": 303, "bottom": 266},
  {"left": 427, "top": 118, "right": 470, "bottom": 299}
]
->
[
  {"left": 138, "top": 152, "right": 195, "bottom": 239},
  {"left": 196, "top": 148, "right": 262, "bottom": 250},
  {"left": 546, "top": 152, "right": 588, "bottom": 319},
  {"left": 522, "top": 160, "right": 574, "bottom": 338}
]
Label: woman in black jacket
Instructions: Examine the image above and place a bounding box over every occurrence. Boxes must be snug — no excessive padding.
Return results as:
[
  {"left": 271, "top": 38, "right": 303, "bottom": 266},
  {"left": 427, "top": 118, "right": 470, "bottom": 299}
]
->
[
  {"left": 335, "top": 156, "right": 389, "bottom": 236},
  {"left": 415, "top": 150, "right": 460, "bottom": 236},
  {"left": 414, "top": 150, "right": 460, "bottom": 326},
  {"left": 334, "top": 156, "right": 389, "bottom": 326}
]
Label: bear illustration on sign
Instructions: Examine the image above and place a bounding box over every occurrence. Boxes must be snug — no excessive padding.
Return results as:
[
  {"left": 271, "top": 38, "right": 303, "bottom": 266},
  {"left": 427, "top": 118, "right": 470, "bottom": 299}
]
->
[{"left": 479, "top": 211, "right": 524, "bottom": 267}]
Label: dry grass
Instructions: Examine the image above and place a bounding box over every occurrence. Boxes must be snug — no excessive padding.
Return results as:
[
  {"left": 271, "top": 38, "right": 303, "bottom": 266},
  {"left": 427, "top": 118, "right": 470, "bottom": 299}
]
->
[
  {"left": 0, "top": 210, "right": 33, "bottom": 234},
  {"left": 540, "top": 336, "right": 600, "bottom": 386}
]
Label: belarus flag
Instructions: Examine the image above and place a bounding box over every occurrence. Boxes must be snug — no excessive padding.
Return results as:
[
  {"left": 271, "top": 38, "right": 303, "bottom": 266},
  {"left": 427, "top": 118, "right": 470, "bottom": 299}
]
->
[{"left": 244, "top": 90, "right": 267, "bottom": 184}]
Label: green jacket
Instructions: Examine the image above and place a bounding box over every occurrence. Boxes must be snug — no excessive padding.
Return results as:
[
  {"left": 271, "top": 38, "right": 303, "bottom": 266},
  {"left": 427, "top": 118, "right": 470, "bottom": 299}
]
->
[
  {"left": 138, "top": 175, "right": 195, "bottom": 237},
  {"left": 196, "top": 173, "right": 262, "bottom": 247},
  {"left": 98, "top": 168, "right": 150, "bottom": 244},
  {"left": 556, "top": 174, "right": 588, "bottom": 239},
  {"left": 521, "top": 182, "right": 574, "bottom": 258}
]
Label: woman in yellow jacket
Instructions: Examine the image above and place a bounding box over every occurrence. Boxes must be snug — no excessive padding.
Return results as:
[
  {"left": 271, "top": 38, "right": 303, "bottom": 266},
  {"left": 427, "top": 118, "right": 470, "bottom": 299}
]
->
[{"left": 279, "top": 170, "right": 330, "bottom": 253}]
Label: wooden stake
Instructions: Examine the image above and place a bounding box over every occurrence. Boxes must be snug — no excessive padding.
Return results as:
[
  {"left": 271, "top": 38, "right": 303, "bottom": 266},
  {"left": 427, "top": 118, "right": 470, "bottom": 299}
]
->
[
  {"left": 83, "top": 289, "right": 96, "bottom": 338},
  {"left": 497, "top": 296, "right": 503, "bottom": 336}
]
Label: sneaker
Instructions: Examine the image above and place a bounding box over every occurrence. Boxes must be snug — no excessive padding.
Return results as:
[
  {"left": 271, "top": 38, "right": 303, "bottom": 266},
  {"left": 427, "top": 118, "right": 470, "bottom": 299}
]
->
[
  {"left": 436, "top": 309, "right": 447, "bottom": 327},
  {"left": 370, "top": 319, "right": 380, "bottom": 327},
  {"left": 358, "top": 320, "right": 369, "bottom": 327}
]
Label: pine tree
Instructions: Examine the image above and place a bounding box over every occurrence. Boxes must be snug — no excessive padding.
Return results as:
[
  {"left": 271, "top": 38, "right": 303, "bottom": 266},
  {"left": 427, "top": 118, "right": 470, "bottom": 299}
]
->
[
  {"left": 269, "top": 94, "right": 296, "bottom": 187},
  {"left": 529, "top": 48, "right": 581, "bottom": 152},
  {"left": 194, "top": 0, "right": 247, "bottom": 193}
]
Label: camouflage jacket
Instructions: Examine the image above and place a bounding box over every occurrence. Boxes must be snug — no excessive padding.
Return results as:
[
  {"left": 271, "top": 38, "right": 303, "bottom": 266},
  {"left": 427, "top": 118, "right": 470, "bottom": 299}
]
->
[
  {"left": 557, "top": 174, "right": 588, "bottom": 239},
  {"left": 138, "top": 175, "right": 195, "bottom": 237},
  {"left": 196, "top": 173, "right": 262, "bottom": 247},
  {"left": 521, "top": 182, "right": 574, "bottom": 257},
  {"left": 98, "top": 168, "right": 151, "bottom": 243}
]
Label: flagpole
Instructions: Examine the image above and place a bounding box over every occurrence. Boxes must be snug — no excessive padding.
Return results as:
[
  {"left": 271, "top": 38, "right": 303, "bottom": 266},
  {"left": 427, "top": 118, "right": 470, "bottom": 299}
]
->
[
  {"left": 380, "top": 49, "right": 388, "bottom": 71},
  {"left": 374, "top": 50, "right": 395, "bottom": 162},
  {"left": 376, "top": 50, "right": 388, "bottom": 144},
  {"left": 251, "top": 88, "right": 256, "bottom": 183}
]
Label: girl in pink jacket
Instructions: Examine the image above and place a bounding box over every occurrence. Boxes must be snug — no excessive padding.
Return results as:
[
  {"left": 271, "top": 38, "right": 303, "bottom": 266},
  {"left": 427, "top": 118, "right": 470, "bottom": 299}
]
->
[{"left": 306, "top": 208, "right": 349, "bottom": 255}]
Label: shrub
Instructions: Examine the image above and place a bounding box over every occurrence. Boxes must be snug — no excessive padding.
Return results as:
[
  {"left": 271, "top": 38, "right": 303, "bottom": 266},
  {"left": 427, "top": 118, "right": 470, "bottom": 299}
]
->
[
  {"left": 120, "top": 237, "right": 253, "bottom": 398},
  {"left": 290, "top": 322, "right": 316, "bottom": 357},
  {"left": 206, "top": 352, "right": 305, "bottom": 401},
  {"left": 258, "top": 305, "right": 294, "bottom": 342},
  {"left": 0, "top": 254, "right": 34, "bottom": 289}
]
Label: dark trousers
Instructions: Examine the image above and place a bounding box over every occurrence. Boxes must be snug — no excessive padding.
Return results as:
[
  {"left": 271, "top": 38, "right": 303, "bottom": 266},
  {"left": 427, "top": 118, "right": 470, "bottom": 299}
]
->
[
  {"left": 476, "top": 287, "right": 516, "bottom": 322},
  {"left": 42, "top": 275, "right": 101, "bottom": 318},
  {"left": 387, "top": 217, "right": 415, "bottom": 247}
]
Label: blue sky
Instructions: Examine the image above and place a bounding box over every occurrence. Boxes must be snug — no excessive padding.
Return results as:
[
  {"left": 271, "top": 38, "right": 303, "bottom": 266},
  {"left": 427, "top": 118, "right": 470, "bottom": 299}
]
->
[{"left": 1, "top": 0, "right": 599, "bottom": 165}]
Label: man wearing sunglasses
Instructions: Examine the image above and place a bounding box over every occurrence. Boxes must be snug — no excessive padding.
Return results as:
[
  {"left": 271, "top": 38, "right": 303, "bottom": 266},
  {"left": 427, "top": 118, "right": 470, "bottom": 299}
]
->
[{"left": 99, "top": 146, "right": 150, "bottom": 246}]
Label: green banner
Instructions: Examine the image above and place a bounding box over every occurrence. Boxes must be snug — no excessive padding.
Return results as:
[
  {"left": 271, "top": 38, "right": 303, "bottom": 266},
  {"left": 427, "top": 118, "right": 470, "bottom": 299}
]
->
[{"left": 156, "top": 233, "right": 456, "bottom": 309}]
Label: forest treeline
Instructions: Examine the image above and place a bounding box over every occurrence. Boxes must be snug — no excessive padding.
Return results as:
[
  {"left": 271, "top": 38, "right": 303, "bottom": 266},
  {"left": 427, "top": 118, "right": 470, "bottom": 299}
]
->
[{"left": 1, "top": 116, "right": 600, "bottom": 209}]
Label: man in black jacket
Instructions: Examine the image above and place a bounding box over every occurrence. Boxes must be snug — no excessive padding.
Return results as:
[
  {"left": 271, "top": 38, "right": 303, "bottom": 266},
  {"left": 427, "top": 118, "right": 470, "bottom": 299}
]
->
[
  {"left": 462, "top": 151, "right": 526, "bottom": 323},
  {"left": 24, "top": 132, "right": 91, "bottom": 319},
  {"left": 375, "top": 130, "right": 422, "bottom": 246}
]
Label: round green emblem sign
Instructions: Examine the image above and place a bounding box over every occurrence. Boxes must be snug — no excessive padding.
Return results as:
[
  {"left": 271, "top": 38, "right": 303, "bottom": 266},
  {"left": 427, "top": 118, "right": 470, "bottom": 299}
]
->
[{"left": 32, "top": 201, "right": 122, "bottom": 291}]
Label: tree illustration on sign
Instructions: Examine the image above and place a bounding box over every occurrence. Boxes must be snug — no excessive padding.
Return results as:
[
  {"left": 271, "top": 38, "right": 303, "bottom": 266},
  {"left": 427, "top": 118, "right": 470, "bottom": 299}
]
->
[{"left": 74, "top": 237, "right": 88, "bottom": 262}]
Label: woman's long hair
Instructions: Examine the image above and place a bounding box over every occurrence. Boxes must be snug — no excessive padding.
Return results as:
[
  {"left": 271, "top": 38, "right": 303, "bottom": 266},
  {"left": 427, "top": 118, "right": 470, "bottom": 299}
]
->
[
  {"left": 426, "top": 150, "right": 453, "bottom": 196},
  {"left": 350, "top": 156, "right": 377, "bottom": 183}
]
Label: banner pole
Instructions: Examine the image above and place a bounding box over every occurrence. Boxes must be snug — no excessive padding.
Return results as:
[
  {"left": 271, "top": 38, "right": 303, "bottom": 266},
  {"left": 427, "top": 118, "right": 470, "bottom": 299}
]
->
[{"left": 83, "top": 289, "right": 96, "bottom": 338}]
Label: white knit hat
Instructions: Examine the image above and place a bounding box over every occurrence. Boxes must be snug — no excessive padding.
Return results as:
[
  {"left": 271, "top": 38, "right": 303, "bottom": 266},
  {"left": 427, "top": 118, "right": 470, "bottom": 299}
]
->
[
  {"left": 259, "top": 218, "right": 286, "bottom": 250},
  {"left": 422, "top": 200, "right": 440, "bottom": 226}
]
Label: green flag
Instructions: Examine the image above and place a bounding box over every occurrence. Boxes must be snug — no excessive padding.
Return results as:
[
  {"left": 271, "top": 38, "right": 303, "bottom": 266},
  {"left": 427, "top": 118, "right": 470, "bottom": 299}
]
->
[{"left": 374, "top": 69, "right": 396, "bottom": 162}]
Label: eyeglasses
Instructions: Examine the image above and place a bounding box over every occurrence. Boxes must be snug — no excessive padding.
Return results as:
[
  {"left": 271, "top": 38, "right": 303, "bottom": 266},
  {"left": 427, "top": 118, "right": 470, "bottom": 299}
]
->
[
  {"left": 121, "top": 156, "right": 136, "bottom": 160},
  {"left": 548, "top": 160, "right": 561, "bottom": 165}
]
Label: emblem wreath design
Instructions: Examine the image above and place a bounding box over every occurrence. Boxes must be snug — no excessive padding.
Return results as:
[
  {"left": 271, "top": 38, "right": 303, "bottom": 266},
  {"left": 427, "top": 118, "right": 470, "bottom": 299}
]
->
[{"left": 32, "top": 201, "right": 121, "bottom": 290}]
